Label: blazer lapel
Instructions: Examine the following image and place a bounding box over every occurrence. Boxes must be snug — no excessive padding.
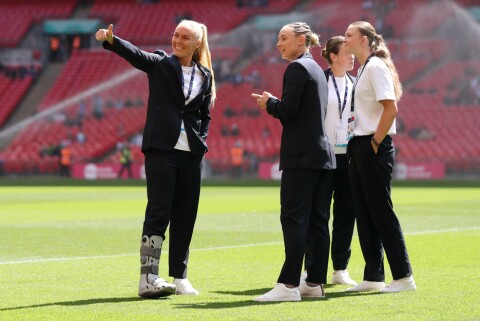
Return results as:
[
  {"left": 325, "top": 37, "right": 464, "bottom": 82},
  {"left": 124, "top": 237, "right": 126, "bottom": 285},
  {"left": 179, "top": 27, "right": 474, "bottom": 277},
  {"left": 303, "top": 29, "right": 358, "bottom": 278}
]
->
[{"left": 185, "top": 63, "right": 211, "bottom": 108}]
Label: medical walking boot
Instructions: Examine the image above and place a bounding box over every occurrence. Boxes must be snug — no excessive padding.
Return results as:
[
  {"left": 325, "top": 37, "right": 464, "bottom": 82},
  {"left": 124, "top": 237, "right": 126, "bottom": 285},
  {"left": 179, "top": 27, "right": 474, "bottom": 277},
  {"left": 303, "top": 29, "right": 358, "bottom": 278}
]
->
[{"left": 138, "top": 235, "right": 176, "bottom": 298}]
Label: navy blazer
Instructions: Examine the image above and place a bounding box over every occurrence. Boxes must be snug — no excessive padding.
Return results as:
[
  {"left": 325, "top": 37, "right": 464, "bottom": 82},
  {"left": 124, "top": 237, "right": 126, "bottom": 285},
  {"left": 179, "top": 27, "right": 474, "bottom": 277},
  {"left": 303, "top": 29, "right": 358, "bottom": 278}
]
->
[
  {"left": 103, "top": 36, "right": 212, "bottom": 156},
  {"left": 266, "top": 52, "right": 336, "bottom": 170}
]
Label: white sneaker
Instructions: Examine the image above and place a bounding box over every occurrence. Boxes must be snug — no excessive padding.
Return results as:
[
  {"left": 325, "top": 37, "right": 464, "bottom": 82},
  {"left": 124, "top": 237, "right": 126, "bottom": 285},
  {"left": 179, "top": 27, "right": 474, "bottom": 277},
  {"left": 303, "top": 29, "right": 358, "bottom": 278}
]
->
[
  {"left": 331, "top": 270, "right": 358, "bottom": 286},
  {"left": 346, "top": 280, "right": 385, "bottom": 292},
  {"left": 138, "top": 275, "right": 176, "bottom": 298},
  {"left": 298, "top": 271, "right": 324, "bottom": 297},
  {"left": 380, "top": 276, "right": 416, "bottom": 293},
  {"left": 253, "top": 283, "right": 301, "bottom": 302},
  {"left": 299, "top": 282, "right": 325, "bottom": 298},
  {"left": 173, "top": 278, "right": 199, "bottom": 295}
]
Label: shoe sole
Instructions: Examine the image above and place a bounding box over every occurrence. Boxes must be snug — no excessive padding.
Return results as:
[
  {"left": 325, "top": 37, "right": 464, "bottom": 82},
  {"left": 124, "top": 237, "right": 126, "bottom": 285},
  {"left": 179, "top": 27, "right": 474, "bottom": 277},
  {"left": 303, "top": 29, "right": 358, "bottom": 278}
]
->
[
  {"left": 380, "top": 287, "right": 416, "bottom": 293},
  {"left": 346, "top": 287, "right": 384, "bottom": 292},
  {"left": 254, "top": 297, "right": 301, "bottom": 302},
  {"left": 139, "top": 286, "right": 176, "bottom": 298}
]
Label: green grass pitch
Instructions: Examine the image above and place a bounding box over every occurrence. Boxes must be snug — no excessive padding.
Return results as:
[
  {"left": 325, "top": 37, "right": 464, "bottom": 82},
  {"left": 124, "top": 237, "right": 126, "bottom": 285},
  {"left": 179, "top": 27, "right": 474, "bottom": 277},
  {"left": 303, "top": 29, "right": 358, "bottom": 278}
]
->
[{"left": 1, "top": 185, "right": 479, "bottom": 320}]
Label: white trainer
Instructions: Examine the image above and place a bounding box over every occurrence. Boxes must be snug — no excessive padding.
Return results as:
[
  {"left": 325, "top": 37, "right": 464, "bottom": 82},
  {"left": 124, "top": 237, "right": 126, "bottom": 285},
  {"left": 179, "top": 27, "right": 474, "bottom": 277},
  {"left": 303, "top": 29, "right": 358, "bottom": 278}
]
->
[
  {"left": 331, "top": 270, "right": 358, "bottom": 286},
  {"left": 173, "top": 278, "right": 199, "bottom": 295},
  {"left": 299, "top": 282, "right": 325, "bottom": 298},
  {"left": 380, "top": 276, "right": 416, "bottom": 293},
  {"left": 253, "top": 283, "right": 301, "bottom": 302},
  {"left": 298, "top": 271, "right": 324, "bottom": 298},
  {"left": 346, "top": 280, "right": 385, "bottom": 292}
]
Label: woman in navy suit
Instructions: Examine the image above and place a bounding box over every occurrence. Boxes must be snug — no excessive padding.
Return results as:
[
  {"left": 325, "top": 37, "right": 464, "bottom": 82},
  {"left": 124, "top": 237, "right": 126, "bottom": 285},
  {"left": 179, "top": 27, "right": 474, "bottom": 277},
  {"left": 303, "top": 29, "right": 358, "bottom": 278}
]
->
[
  {"left": 252, "top": 22, "right": 336, "bottom": 302},
  {"left": 96, "top": 20, "right": 215, "bottom": 298}
]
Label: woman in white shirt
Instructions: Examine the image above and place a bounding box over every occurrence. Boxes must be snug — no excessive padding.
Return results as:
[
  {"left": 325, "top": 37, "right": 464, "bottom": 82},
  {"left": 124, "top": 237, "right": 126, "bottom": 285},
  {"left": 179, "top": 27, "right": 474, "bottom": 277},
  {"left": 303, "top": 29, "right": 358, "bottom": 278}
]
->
[
  {"left": 320, "top": 36, "right": 358, "bottom": 286},
  {"left": 343, "top": 21, "right": 416, "bottom": 293}
]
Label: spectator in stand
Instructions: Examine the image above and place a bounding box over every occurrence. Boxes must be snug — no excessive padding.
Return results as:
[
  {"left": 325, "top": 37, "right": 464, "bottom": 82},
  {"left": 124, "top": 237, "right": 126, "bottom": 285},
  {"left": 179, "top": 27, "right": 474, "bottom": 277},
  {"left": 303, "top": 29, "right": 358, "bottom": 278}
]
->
[
  {"left": 252, "top": 22, "right": 335, "bottom": 302},
  {"left": 115, "top": 98, "right": 125, "bottom": 109},
  {"left": 134, "top": 95, "right": 144, "bottom": 107},
  {"left": 344, "top": 21, "right": 415, "bottom": 293},
  {"left": 223, "top": 105, "right": 235, "bottom": 117},
  {"left": 230, "top": 141, "right": 244, "bottom": 178},
  {"left": 59, "top": 141, "right": 72, "bottom": 177},
  {"left": 131, "top": 132, "right": 143, "bottom": 146},
  {"left": 96, "top": 19, "right": 215, "bottom": 298},
  {"left": 230, "top": 123, "right": 239, "bottom": 136},
  {"left": 221, "top": 124, "right": 229, "bottom": 136},
  {"left": 93, "top": 95, "right": 104, "bottom": 119},
  {"left": 76, "top": 130, "right": 86, "bottom": 144},
  {"left": 77, "top": 100, "right": 86, "bottom": 125}
]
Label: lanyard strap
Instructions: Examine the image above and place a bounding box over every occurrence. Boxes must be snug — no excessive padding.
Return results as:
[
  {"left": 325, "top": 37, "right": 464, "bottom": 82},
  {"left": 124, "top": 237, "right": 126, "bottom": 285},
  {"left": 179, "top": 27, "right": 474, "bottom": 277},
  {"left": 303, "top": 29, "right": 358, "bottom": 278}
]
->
[
  {"left": 181, "top": 63, "right": 196, "bottom": 101},
  {"left": 350, "top": 55, "right": 373, "bottom": 112},
  {"left": 329, "top": 69, "right": 349, "bottom": 120}
]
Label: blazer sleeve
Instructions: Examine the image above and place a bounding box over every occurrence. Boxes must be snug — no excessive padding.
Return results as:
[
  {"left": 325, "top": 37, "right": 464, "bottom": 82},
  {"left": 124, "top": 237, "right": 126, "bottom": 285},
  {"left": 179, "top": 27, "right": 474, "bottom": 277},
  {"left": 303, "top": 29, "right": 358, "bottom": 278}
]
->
[
  {"left": 266, "top": 62, "right": 309, "bottom": 120},
  {"left": 199, "top": 80, "right": 213, "bottom": 143},
  {"left": 102, "top": 36, "right": 166, "bottom": 72}
]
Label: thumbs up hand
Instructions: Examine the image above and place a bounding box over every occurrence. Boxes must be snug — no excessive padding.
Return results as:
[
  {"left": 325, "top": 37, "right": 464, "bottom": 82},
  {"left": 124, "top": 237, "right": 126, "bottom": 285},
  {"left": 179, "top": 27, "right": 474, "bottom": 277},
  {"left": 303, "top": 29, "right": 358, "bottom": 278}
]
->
[{"left": 95, "top": 24, "right": 114, "bottom": 45}]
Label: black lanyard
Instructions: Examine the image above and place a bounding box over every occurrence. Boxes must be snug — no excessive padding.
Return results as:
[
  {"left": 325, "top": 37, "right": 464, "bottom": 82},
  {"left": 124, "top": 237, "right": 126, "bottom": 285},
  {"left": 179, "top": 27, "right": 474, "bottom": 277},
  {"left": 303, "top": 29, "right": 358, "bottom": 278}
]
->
[
  {"left": 329, "top": 69, "right": 349, "bottom": 120},
  {"left": 182, "top": 63, "right": 196, "bottom": 101},
  {"left": 350, "top": 55, "right": 373, "bottom": 112}
]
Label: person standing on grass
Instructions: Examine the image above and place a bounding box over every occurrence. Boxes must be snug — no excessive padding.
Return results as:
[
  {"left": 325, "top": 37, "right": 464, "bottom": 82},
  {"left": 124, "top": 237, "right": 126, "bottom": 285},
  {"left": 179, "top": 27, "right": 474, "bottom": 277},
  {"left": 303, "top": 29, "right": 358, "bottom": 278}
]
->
[
  {"left": 96, "top": 20, "right": 215, "bottom": 298},
  {"left": 302, "top": 36, "right": 358, "bottom": 287},
  {"left": 252, "top": 22, "right": 335, "bottom": 302},
  {"left": 343, "top": 21, "right": 416, "bottom": 293},
  {"left": 117, "top": 142, "right": 133, "bottom": 179}
]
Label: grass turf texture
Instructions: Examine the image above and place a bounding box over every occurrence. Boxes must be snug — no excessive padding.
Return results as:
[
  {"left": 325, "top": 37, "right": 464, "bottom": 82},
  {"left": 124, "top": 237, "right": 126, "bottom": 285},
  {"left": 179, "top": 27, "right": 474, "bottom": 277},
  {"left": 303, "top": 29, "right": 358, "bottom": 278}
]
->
[{"left": 0, "top": 185, "right": 479, "bottom": 321}]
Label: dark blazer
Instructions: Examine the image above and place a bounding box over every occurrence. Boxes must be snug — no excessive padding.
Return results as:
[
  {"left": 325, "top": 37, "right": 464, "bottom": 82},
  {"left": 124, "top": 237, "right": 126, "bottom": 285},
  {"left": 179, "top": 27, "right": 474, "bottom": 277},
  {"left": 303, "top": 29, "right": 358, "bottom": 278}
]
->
[
  {"left": 266, "top": 52, "right": 335, "bottom": 170},
  {"left": 103, "top": 36, "right": 212, "bottom": 156}
]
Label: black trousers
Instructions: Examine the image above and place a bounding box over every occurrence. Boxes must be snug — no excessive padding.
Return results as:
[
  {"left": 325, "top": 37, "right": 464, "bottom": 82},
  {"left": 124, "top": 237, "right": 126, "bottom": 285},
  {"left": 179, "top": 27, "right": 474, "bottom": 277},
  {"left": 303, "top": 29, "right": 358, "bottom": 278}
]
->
[
  {"left": 347, "top": 135, "right": 412, "bottom": 281},
  {"left": 304, "top": 154, "right": 355, "bottom": 275},
  {"left": 142, "top": 149, "right": 203, "bottom": 279},
  {"left": 330, "top": 153, "right": 356, "bottom": 270},
  {"left": 277, "top": 168, "right": 333, "bottom": 286}
]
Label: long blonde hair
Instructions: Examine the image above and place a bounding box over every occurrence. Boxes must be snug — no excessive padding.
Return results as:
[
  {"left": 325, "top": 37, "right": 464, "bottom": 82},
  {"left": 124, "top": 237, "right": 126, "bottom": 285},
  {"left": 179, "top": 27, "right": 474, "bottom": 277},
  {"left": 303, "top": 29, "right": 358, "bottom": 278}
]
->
[
  {"left": 351, "top": 21, "right": 402, "bottom": 101},
  {"left": 181, "top": 20, "right": 216, "bottom": 104}
]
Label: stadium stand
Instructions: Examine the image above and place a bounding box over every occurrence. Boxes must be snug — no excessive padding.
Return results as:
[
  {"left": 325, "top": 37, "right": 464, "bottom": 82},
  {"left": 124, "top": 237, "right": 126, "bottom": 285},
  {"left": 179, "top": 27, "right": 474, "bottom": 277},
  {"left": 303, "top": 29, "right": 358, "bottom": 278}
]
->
[
  {"left": 0, "top": 0, "right": 78, "bottom": 48},
  {"left": 0, "top": 74, "right": 34, "bottom": 128},
  {"left": 89, "top": 0, "right": 301, "bottom": 45},
  {"left": 0, "top": 0, "right": 479, "bottom": 176}
]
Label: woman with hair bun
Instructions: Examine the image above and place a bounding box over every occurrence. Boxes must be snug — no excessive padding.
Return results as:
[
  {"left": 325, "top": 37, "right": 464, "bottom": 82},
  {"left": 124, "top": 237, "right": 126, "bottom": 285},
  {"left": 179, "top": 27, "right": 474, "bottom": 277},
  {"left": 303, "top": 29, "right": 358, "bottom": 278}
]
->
[
  {"left": 96, "top": 20, "right": 215, "bottom": 298},
  {"left": 252, "top": 22, "right": 335, "bottom": 302},
  {"left": 316, "top": 35, "right": 358, "bottom": 287}
]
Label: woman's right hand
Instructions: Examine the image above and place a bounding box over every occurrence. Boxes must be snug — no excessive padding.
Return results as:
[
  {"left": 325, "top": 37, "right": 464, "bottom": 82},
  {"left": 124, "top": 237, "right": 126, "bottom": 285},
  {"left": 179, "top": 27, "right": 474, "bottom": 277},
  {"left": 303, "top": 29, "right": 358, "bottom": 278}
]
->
[{"left": 95, "top": 24, "right": 114, "bottom": 44}]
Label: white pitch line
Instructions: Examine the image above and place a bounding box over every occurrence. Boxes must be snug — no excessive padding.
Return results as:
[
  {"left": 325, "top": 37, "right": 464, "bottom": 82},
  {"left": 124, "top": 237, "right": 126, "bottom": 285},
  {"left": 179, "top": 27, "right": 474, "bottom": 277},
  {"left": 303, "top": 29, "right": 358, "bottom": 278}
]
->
[
  {"left": 0, "top": 242, "right": 282, "bottom": 266},
  {"left": 0, "top": 227, "right": 479, "bottom": 266},
  {"left": 405, "top": 226, "right": 480, "bottom": 235}
]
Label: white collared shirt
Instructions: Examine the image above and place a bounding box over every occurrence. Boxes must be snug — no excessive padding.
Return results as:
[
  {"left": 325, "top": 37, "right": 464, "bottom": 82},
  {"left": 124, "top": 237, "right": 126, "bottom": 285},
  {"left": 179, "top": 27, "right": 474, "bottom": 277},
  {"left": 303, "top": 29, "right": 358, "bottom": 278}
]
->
[
  {"left": 174, "top": 64, "right": 204, "bottom": 152},
  {"left": 353, "top": 56, "right": 397, "bottom": 136}
]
